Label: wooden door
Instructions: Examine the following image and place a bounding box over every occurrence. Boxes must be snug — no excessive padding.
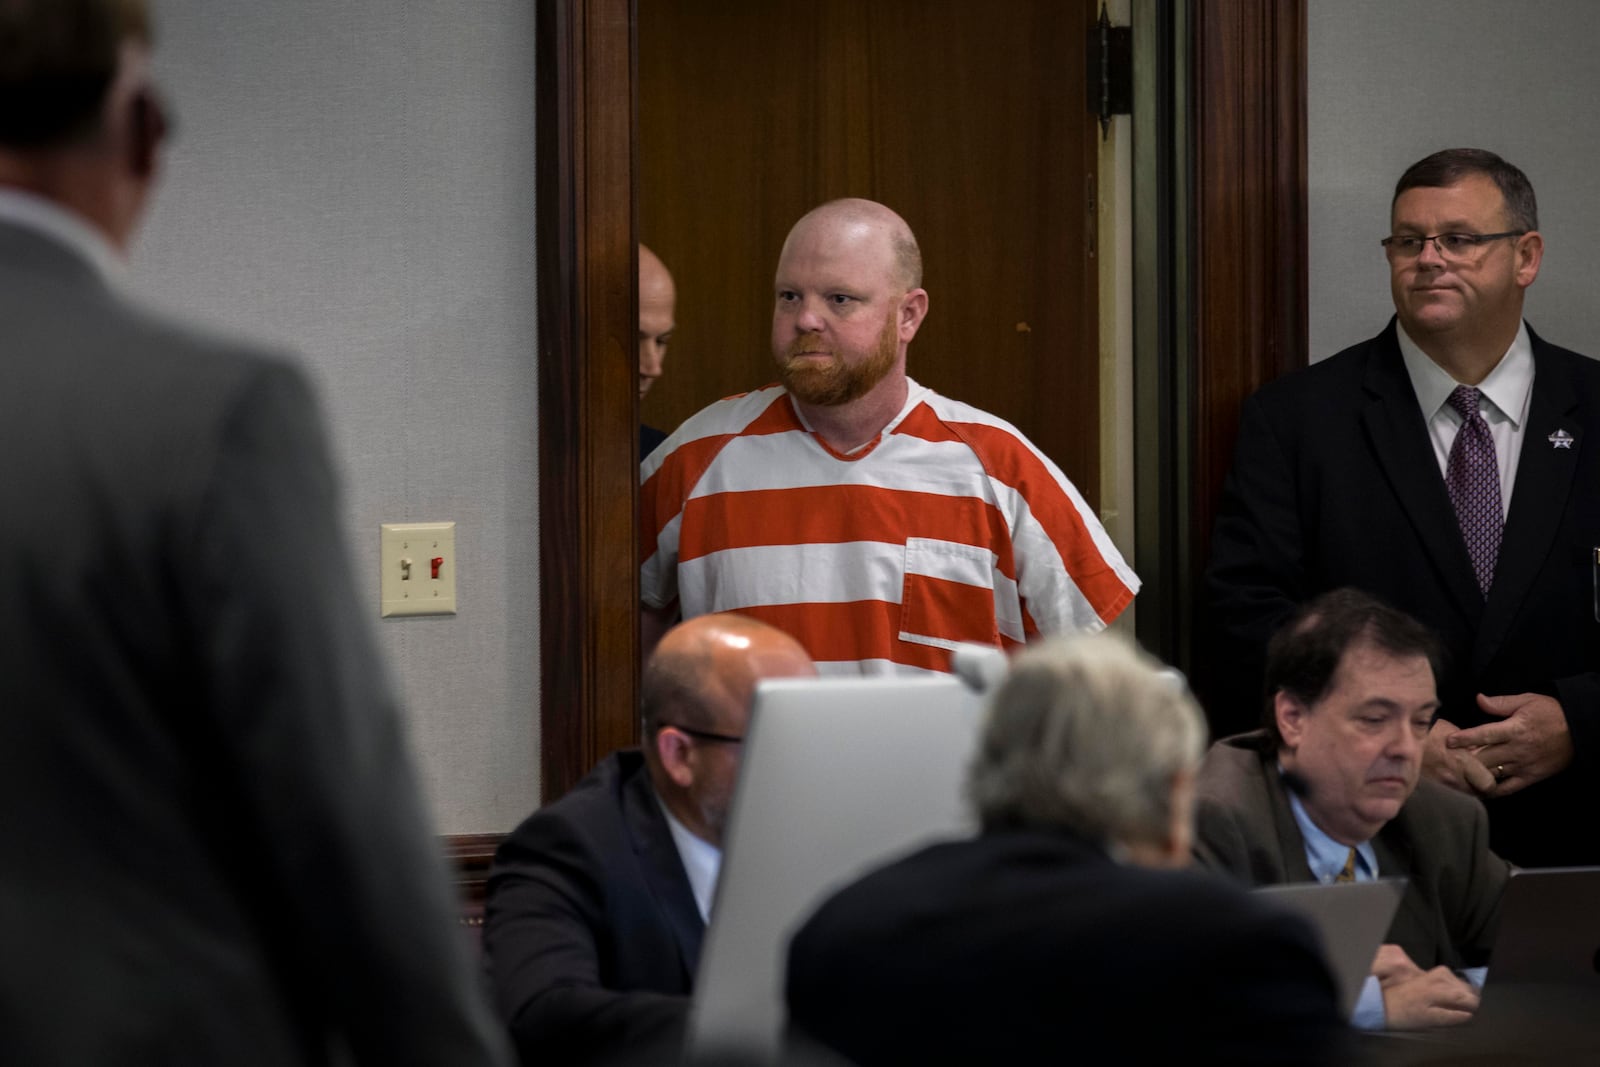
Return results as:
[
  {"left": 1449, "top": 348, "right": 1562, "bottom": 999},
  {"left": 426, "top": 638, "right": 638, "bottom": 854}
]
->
[
  {"left": 533, "top": 0, "right": 1308, "bottom": 803},
  {"left": 639, "top": 0, "right": 1103, "bottom": 506}
]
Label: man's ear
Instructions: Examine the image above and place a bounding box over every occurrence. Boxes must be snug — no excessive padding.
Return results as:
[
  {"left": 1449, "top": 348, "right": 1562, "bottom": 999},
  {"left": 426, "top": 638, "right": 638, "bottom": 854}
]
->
[
  {"left": 128, "top": 86, "right": 167, "bottom": 181},
  {"left": 1163, "top": 768, "right": 1197, "bottom": 868},
  {"left": 1274, "top": 691, "right": 1308, "bottom": 749},
  {"left": 898, "top": 288, "right": 929, "bottom": 342},
  {"left": 1514, "top": 230, "right": 1544, "bottom": 289},
  {"left": 653, "top": 727, "right": 696, "bottom": 789}
]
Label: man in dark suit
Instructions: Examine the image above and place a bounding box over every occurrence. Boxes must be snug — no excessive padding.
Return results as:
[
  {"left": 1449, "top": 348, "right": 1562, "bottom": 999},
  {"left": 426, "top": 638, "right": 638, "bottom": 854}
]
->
[
  {"left": 785, "top": 632, "right": 1349, "bottom": 1067},
  {"left": 1195, "top": 589, "right": 1508, "bottom": 1031},
  {"left": 1208, "top": 147, "right": 1600, "bottom": 867},
  {"left": 0, "top": 3, "right": 510, "bottom": 1065},
  {"left": 484, "top": 613, "right": 816, "bottom": 1066}
]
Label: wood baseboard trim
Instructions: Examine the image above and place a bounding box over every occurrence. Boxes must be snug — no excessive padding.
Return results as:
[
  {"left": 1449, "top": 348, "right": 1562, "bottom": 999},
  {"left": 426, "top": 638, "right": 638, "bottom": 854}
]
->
[{"left": 444, "top": 832, "right": 505, "bottom": 914}]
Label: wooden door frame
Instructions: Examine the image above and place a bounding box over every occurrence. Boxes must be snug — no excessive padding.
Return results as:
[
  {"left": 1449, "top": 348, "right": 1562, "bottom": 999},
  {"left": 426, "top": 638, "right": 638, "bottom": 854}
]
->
[
  {"left": 531, "top": 0, "right": 1307, "bottom": 804},
  {"left": 536, "top": 0, "right": 640, "bottom": 803},
  {"left": 1132, "top": 0, "right": 1306, "bottom": 685}
]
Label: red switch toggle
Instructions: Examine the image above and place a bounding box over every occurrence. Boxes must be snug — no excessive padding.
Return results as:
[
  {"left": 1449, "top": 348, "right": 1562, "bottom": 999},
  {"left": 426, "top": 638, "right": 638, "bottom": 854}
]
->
[{"left": 431, "top": 556, "right": 444, "bottom": 580}]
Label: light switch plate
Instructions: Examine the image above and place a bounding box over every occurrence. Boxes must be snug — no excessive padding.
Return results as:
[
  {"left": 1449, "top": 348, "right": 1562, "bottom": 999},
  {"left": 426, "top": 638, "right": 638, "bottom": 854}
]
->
[{"left": 380, "top": 521, "right": 457, "bottom": 617}]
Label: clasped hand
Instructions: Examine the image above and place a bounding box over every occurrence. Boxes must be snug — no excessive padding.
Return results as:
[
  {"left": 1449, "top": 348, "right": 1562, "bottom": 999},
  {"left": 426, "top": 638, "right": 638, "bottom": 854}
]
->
[{"left": 1421, "top": 694, "right": 1573, "bottom": 797}]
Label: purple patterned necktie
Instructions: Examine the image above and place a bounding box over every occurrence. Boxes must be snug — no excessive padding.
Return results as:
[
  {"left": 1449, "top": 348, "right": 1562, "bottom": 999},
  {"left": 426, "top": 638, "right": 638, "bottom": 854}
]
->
[{"left": 1445, "top": 385, "right": 1502, "bottom": 597}]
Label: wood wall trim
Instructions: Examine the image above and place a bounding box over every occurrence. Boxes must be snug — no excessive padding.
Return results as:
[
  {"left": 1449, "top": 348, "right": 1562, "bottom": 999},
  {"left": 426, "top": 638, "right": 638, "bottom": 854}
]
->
[
  {"left": 1191, "top": 0, "right": 1307, "bottom": 549},
  {"left": 444, "top": 832, "right": 505, "bottom": 908},
  {"left": 536, "top": 0, "right": 639, "bottom": 804},
  {"left": 1187, "top": 0, "right": 1307, "bottom": 698}
]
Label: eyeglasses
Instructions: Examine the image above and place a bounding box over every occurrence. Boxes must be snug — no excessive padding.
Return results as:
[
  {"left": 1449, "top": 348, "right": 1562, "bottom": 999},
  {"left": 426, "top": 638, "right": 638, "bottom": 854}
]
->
[
  {"left": 1380, "top": 231, "right": 1526, "bottom": 260},
  {"left": 659, "top": 722, "right": 744, "bottom": 745}
]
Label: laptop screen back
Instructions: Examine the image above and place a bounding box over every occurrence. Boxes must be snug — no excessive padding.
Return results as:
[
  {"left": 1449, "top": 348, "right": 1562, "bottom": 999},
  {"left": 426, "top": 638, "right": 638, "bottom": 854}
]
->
[
  {"left": 1487, "top": 866, "right": 1600, "bottom": 985},
  {"left": 687, "top": 674, "right": 987, "bottom": 1060},
  {"left": 1254, "top": 878, "right": 1407, "bottom": 1018}
]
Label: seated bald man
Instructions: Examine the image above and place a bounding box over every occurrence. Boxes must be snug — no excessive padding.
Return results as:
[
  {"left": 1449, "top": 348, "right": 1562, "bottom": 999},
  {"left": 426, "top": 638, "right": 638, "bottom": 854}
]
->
[
  {"left": 640, "top": 198, "right": 1138, "bottom": 674},
  {"left": 483, "top": 614, "right": 816, "bottom": 1066},
  {"left": 1193, "top": 588, "right": 1509, "bottom": 1031}
]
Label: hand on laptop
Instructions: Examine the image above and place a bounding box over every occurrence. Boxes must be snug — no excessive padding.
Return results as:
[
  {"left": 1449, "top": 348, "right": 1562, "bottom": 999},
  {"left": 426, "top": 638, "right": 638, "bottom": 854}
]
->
[
  {"left": 1371, "top": 944, "right": 1422, "bottom": 985},
  {"left": 1374, "top": 945, "right": 1479, "bottom": 1029}
]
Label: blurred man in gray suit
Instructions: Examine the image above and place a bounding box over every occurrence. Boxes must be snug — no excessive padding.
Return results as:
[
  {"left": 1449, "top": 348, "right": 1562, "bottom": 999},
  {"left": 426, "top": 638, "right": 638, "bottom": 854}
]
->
[{"left": 0, "top": 3, "right": 510, "bottom": 1064}]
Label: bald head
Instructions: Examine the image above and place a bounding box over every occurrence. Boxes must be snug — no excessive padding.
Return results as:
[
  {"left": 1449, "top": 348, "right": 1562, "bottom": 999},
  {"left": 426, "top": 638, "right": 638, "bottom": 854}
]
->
[
  {"left": 642, "top": 613, "right": 816, "bottom": 846},
  {"left": 781, "top": 198, "right": 922, "bottom": 291},
  {"left": 643, "top": 613, "right": 815, "bottom": 735},
  {"left": 638, "top": 244, "right": 676, "bottom": 400},
  {"left": 770, "top": 199, "right": 930, "bottom": 422}
]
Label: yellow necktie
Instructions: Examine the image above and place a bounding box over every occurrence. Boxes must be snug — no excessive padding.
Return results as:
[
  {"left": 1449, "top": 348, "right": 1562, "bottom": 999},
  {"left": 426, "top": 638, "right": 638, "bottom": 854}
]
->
[{"left": 1334, "top": 847, "right": 1357, "bottom": 884}]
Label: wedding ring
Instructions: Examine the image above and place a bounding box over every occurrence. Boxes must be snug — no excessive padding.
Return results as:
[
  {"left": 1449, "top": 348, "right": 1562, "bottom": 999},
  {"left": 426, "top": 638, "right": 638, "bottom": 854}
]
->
[{"left": 1494, "top": 764, "right": 1507, "bottom": 782}]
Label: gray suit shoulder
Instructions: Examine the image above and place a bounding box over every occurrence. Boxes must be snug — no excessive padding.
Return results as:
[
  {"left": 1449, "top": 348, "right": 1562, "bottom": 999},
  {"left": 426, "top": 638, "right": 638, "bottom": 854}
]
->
[
  {"left": 1196, "top": 731, "right": 1275, "bottom": 798},
  {"left": 113, "top": 292, "right": 310, "bottom": 390},
  {"left": 15, "top": 280, "right": 322, "bottom": 460},
  {"left": 1400, "top": 777, "right": 1492, "bottom": 837}
]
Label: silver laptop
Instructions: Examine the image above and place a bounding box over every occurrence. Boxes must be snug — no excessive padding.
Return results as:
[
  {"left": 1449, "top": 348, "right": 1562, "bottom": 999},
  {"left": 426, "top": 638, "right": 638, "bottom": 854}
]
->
[
  {"left": 686, "top": 673, "right": 989, "bottom": 1061},
  {"left": 1253, "top": 878, "right": 1407, "bottom": 1019}
]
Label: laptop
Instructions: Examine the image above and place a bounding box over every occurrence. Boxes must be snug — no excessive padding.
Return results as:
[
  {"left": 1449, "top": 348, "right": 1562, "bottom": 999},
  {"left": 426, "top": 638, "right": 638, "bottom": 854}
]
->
[
  {"left": 1253, "top": 878, "right": 1407, "bottom": 1019},
  {"left": 1359, "top": 867, "right": 1600, "bottom": 1059},
  {"left": 1459, "top": 866, "right": 1600, "bottom": 1053},
  {"left": 1484, "top": 866, "right": 1600, "bottom": 986},
  {"left": 685, "top": 673, "right": 990, "bottom": 1061}
]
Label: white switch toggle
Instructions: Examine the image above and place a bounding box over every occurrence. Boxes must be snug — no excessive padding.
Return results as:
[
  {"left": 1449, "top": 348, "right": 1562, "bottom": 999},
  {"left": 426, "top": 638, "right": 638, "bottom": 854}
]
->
[{"left": 381, "top": 522, "right": 457, "bottom": 617}]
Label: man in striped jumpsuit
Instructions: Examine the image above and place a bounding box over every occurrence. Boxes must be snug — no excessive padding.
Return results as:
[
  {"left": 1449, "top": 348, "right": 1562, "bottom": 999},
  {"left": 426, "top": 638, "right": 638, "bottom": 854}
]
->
[{"left": 641, "top": 199, "right": 1138, "bottom": 675}]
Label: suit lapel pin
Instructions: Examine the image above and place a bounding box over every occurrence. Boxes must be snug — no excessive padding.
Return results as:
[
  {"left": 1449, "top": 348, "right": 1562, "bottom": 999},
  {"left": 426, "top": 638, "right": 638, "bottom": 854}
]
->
[{"left": 1549, "top": 428, "right": 1575, "bottom": 449}]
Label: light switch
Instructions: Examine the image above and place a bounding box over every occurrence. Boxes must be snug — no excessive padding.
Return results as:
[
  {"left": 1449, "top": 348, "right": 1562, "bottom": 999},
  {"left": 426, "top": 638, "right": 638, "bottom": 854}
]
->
[{"left": 381, "top": 521, "right": 457, "bottom": 617}]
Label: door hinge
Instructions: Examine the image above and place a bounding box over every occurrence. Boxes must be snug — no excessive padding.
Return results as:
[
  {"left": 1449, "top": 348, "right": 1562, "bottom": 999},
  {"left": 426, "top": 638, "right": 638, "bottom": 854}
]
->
[{"left": 1087, "top": 4, "right": 1132, "bottom": 139}]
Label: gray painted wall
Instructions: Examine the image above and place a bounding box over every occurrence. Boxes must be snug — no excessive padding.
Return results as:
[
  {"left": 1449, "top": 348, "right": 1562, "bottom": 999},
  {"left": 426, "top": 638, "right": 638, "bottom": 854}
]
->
[
  {"left": 1309, "top": 0, "right": 1600, "bottom": 361},
  {"left": 132, "top": 1, "right": 541, "bottom": 833}
]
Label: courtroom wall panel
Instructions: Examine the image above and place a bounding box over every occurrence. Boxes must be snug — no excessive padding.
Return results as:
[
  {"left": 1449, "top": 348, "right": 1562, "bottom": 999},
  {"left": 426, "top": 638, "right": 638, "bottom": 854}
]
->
[
  {"left": 133, "top": 0, "right": 541, "bottom": 832},
  {"left": 1309, "top": 0, "right": 1600, "bottom": 362}
]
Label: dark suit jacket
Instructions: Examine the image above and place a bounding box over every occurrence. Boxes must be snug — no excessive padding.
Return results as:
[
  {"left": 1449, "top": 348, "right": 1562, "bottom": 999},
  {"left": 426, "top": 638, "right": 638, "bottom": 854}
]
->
[
  {"left": 641, "top": 423, "right": 668, "bottom": 460},
  {"left": 1193, "top": 732, "right": 1508, "bottom": 969},
  {"left": 1207, "top": 319, "right": 1600, "bottom": 866},
  {"left": 786, "top": 827, "right": 1349, "bottom": 1067},
  {"left": 0, "top": 218, "right": 508, "bottom": 1066},
  {"left": 484, "top": 750, "right": 704, "bottom": 1066}
]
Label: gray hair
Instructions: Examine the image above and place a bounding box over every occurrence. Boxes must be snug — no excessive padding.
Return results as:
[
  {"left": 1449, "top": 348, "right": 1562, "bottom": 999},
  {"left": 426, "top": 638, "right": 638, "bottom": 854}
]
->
[{"left": 966, "top": 632, "right": 1206, "bottom": 849}]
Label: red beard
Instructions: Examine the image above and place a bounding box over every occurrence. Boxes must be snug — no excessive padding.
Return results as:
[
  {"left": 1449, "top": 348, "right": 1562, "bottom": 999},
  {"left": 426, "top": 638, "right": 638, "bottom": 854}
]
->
[{"left": 778, "top": 311, "right": 899, "bottom": 406}]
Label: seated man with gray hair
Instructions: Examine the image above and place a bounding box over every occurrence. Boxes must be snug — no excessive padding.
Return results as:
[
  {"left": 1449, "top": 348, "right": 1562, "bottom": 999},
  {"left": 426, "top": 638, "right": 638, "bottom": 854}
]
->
[{"left": 784, "top": 633, "right": 1349, "bottom": 1066}]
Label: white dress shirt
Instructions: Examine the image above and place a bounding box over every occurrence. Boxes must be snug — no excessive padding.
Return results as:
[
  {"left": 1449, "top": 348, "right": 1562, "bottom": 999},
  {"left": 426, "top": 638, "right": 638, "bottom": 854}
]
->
[
  {"left": 1398, "top": 322, "right": 1534, "bottom": 519},
  {"left": 0, "top": 186, "right": 123, "bottom": 284},
  {"left": 1286, "top": 790, "right": 1388, "bottom": 1029},
  {"left": 660, "top": 801, "right": 722, "bottom": 924}
]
